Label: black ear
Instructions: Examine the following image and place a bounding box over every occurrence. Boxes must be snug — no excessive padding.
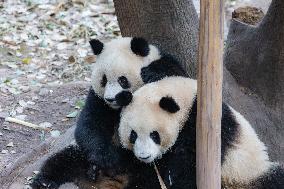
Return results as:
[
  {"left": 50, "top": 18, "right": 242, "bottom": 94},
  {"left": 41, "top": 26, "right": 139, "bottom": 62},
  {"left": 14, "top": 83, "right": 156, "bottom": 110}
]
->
[
  {"left": 89, "top": 39, "right": 104, "bottom": 55},
  {"left": 130, "top": 37, "right": 150, "bottom": 57},
  {"left": 115, "top": 91, "right": 133, "bottom": 106},
  {"left": 159, "top": 97, "right": 180, "bottom": 113}
]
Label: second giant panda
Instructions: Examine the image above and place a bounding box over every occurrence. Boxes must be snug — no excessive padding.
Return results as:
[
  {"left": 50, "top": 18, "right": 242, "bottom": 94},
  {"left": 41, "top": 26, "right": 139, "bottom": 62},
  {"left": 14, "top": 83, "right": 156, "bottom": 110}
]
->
[
  {"left": 31, "top": 37, "right": 187, "bottom": 189},
  {"left": 119, "top": 76, "right": 284, "bottom": 189}
]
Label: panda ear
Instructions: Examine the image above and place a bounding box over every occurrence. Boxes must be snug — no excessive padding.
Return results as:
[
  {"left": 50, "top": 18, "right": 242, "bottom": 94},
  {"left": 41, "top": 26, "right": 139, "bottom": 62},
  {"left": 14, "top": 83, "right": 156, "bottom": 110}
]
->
[
  {"left": 159, "top": 97, "right": 180, "bottom": 113},
  {"left": 130, "top": 37, "right": 150, "bottom": 57},
  {"left": 89, "top": 39, "right": 104, "bottom": 55}
]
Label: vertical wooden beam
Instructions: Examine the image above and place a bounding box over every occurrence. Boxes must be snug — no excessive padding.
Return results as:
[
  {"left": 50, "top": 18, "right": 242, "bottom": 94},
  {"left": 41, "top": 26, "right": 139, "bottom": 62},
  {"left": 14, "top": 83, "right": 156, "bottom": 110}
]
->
[{"left": 196, "top": 0, "right": 224, "bottom": 189}]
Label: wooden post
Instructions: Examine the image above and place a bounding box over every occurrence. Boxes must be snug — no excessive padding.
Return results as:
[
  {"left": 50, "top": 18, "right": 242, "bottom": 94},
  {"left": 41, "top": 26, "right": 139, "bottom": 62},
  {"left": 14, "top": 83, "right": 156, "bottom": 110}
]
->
[{"left": 196, "top": 0, "right": 224, "bottom": 189}]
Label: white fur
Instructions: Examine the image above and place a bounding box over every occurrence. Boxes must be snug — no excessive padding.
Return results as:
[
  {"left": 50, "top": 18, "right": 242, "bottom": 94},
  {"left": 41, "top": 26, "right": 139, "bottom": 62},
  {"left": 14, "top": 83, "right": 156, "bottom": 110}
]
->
[
  {"left": 119, "top": 77, "right": 197, "bottom": 163},
  {"left": 134, "top": 137, "right": 161, "bottom": 163},
  {"left": 222, "top": 106, "right": 273, "bottom": 185},
  {"left": 91, "top": 37, "right": 161, "bottom": 107},
  {"left": 104, "top": 82, "right": 123, "bottom": 108}
]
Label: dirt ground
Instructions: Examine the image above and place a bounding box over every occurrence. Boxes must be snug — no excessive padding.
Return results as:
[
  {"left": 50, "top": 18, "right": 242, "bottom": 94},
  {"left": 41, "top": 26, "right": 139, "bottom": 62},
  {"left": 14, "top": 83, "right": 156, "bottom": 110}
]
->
[
  {"left": 0, "top": 82, "right": 89, "bottom": 186},
  {"left": 0, "top": 1, "right": 117, "bottom": 187}
]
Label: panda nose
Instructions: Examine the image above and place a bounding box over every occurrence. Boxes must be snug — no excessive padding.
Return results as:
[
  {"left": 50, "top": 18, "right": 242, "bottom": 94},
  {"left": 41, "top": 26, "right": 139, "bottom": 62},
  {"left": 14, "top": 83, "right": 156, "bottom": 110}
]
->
[{"left": 105, "top": 98, "right": 115, "bottom": 103}]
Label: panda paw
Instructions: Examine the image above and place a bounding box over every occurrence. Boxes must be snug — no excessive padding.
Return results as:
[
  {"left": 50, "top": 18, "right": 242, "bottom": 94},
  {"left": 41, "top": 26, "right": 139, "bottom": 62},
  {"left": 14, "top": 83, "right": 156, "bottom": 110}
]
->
[
  {"left": 89, "top": 154, "right": 118, "bottom": 170},
  {"left": 89, "top": 149, "right": 120, "bottom": 170},
  {"left": 30, "top": 176, "right": 59, "bottom": 189}
]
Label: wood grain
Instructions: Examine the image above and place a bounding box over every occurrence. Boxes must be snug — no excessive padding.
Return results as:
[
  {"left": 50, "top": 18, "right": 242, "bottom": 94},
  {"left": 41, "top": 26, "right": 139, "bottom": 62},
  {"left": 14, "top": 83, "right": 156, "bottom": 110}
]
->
[{"left": 196, "top": 0, "right": 224, "bottom": 189}]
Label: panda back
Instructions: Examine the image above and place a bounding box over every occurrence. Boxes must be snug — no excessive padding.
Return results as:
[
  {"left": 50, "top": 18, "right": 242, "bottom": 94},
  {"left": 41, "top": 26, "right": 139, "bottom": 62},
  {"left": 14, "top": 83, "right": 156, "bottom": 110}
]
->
[
  {"left": 221, "top": 105, "right": 273, "bottom": 186},
  {"left": 141, "top": 54, "right": 188, "bottom": 83}
]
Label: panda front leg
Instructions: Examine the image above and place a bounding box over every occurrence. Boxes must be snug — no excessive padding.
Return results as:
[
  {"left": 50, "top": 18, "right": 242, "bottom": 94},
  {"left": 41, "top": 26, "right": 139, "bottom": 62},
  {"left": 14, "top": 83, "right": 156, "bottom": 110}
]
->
[
  {"left": 30, "top": 145, "right": 90, "bottom": 189},
  {"left": 74, "top": 89, "right": 125, "bottom": 174}
]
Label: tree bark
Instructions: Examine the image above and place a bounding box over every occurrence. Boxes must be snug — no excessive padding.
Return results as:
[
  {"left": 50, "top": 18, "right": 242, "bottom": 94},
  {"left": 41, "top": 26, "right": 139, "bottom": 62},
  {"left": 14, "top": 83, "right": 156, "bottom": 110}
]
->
[
  {"left": 114, "top": 0, "right": 284, "bottom": 161},
  {"left": 113, "top": 0, "right": 199, "bottom": 78}
]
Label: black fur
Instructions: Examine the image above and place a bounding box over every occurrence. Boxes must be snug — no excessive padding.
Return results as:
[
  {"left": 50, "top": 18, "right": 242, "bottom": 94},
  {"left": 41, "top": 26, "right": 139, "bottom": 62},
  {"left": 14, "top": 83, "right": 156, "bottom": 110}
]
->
[
  {"left": 130, "top": 37, "right": 149, "bottom": 57},
  {"left": 129, "top": 130, "right": 138, "bottom": 144},
  {"left": 74, "top": 88, "right": 126, "bottom": 170},
  {"left": 100, "top": 74, "right": 107, "bottom": 87},
  {"left": 221, "top": 103, "right": 240, "bottom": 163},
  {"left": 118, "top": 76, "right": 131, "bottom": 89},
  {"left": 150, "top": 131, "right": 161, "bottom": 145},
  {"left": 89, "top": 39, "right": 104, "bottom": 55},
  {"left": 115, "top": 91, "right": 133, "bottom": 106},
  {"left": 250, "top": 166, "right": 284, "bottom": 189},
  {"left": 141, "top": 54, "right": 188, "bottom": 83},
  {"left": 159, "top": 96, "right": 180, "bottom": 113},
  {"left": 31, "top": 145, "right": 90, "bottom": 189}
]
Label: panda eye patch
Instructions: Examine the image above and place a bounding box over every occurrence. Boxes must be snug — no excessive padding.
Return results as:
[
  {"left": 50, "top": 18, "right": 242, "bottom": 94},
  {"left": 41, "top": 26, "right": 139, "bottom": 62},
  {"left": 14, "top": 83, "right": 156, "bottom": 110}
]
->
[
  {"left": 129, "top": 130, "right": 137, "bottom": 144},
  {"left": 150, "top": 131, "right": 161, "bottom": 145},
  {"left": 118, "top": 76, "right": 131, "bottom": 89},
  {"left": 101, "top": 74, "right": 107, "bottom": 87}
]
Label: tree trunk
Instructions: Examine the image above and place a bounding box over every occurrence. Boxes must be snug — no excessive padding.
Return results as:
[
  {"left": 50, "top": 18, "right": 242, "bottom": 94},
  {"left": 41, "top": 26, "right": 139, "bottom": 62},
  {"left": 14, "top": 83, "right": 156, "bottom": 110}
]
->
[
  {"left": 114, "top": 0, "right": 284, "bottom": 162},
  {"left": 225, "top": 0, "right": 284, "bottom": 109},
  {"left": 224, "top": 0, "right": 284, "bottom": 161},
  {"left": 113, "top": 0, "right": 199, "bottom": 78}
]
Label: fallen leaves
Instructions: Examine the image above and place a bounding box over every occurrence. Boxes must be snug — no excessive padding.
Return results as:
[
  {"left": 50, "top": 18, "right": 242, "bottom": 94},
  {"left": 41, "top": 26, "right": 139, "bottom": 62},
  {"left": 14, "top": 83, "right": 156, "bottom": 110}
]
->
[
  {"left": 75, "top": 99, "right": 85, "bottom": 109},
  {"left": 0, "top": 0, "right": 119, "bottom": 97},
  {"left": 1, "top": 150, "right": 9, "bottom": 154}
]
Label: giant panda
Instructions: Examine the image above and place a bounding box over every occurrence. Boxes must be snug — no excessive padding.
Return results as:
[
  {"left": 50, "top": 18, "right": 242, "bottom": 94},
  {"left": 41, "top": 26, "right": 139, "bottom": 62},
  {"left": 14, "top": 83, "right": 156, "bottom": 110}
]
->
[
  {"left": 31, "top": 37, "right": 187, "bottom": 189},
  {"left": 118, "top": 76, "right": 284, "bottom": 189}
]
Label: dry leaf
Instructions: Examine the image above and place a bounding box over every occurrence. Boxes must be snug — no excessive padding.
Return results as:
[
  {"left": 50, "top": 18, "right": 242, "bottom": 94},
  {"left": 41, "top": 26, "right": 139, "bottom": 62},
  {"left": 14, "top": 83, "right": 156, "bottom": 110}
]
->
[
  {"left": 22, "top": 58, "right": 31, "bottom": 64},
  {"left": 68, "top": 55, "right": 76, "bottom": 64},
  {"left": 7, "top": 142, "right": 14, "bottom": 147},
  {"left": 50, "top": 130, "right": 61, "bottom": 138},
  {"left": 84, "top": 55, "right": 96, "bottom": 63}
]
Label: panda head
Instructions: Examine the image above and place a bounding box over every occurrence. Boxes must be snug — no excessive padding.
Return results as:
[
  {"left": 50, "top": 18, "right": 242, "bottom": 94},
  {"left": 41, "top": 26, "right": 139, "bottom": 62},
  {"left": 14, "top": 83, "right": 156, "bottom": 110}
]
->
[
  {"left": 90, "top": 37, "right": 160, "bottom": 109},
  {"left": 119, "top": 77, "right": 197, "bottom": 163}
]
